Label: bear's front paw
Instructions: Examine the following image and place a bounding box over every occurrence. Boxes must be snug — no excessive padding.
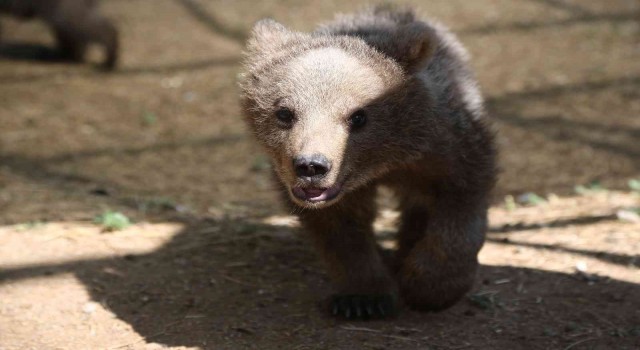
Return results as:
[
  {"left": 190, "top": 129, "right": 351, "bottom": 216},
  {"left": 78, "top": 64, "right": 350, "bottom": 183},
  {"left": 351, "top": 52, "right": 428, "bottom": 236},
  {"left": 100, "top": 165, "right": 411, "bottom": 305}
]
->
[{"left": 329, "top": 294, "right": 397, "bottom": 320}]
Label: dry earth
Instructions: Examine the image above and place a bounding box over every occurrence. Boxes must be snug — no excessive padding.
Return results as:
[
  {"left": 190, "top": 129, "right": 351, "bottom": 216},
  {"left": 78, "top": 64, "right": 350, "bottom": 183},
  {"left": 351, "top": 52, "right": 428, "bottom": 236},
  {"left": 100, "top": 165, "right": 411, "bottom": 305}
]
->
[{"left": 0, "top": 0, "right": 639, "bottom": 349}]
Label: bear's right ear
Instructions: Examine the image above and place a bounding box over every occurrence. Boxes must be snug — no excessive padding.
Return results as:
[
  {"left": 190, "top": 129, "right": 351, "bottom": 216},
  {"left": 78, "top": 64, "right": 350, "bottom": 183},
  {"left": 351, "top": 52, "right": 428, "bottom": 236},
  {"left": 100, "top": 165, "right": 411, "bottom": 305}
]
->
[
  {"left": 247, "top": 19, "right": 300, "bottom": 54},
  {"left": 373, "top": 22, "right": 437, "bottom": 74}
]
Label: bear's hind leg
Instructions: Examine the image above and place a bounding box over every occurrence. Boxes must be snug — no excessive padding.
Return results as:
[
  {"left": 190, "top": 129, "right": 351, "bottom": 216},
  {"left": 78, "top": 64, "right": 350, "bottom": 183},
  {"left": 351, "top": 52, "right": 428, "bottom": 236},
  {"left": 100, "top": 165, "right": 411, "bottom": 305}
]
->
[
  {"left": 397, "top": 194, "right": 487, "bottom": 311},
  {"left": 298, "top": 186, "right": 398, "bottom": 319}
]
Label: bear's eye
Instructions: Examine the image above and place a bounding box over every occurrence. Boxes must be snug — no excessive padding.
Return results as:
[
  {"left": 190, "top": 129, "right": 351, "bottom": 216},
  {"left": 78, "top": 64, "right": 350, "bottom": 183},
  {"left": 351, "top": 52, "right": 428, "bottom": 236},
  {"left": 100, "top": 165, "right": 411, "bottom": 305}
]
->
[
  {"left": 348, "top": 109, "right": 367, "bottom": 131},
  {"left": 275, "top": 107, "right": 295, "bottom": 126}
]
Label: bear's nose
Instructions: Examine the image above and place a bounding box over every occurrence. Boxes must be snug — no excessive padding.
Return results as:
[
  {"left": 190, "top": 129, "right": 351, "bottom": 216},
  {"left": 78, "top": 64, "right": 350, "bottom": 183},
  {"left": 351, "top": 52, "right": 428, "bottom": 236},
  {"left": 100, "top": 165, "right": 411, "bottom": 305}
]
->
[{"left": 293, "top": 154, "right": 331, "bottom": 179}]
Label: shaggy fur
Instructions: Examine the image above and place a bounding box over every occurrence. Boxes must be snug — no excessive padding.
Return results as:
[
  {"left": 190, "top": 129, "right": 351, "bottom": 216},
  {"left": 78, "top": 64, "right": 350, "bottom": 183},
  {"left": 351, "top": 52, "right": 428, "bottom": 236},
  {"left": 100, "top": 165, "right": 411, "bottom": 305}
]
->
[
  {"left": 0, "top": 0, "right": 119, "bottom": 70},
  {"left": 240, "top": 6, "right": 497, "bottom": 319}
]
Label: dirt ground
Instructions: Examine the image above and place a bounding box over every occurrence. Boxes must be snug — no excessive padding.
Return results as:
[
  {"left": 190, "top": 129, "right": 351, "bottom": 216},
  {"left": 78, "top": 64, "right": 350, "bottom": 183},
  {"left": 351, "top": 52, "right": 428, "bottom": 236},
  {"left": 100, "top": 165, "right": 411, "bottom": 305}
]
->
[{"left": 0, "top": 0, "right": 639, "bottom": 349}]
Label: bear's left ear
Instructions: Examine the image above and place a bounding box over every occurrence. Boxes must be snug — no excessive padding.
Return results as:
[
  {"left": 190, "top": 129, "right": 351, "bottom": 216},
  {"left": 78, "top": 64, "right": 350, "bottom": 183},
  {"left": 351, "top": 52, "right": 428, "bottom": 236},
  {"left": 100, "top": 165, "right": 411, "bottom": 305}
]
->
[
  {"left": 374, "top": 23, "right": 437, "bottom": 74},
  {"left": 247, "top": 19, "right": 302, "bottom": 55}
]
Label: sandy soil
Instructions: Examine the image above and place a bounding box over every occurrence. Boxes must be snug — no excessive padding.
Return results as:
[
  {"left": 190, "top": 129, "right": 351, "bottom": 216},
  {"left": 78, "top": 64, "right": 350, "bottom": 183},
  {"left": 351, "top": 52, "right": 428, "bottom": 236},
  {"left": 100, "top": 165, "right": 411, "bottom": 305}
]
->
[{"left": 0, "top": 0, "right": 639, "bottom": 349}]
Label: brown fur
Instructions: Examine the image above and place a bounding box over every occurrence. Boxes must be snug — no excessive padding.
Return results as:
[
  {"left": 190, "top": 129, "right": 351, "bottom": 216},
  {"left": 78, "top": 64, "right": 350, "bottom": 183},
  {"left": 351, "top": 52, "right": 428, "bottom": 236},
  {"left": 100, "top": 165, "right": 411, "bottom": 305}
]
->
[
  {"left": 240, "top": 6, "right": 497, "bottom": 318},
  {"left": 0, "top": 0, "right": 119, "bottom": 70}
]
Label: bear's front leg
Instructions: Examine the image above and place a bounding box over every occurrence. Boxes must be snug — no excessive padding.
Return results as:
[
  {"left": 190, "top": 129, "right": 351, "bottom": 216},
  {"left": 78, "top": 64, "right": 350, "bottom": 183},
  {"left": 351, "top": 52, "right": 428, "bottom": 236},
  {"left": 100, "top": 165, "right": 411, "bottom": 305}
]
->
[
  {"left": 397, "top": 193, "right": 488, "bottom": 311},
  {"left": 298, "top": 186, "right": 398, "bottom": 319}
]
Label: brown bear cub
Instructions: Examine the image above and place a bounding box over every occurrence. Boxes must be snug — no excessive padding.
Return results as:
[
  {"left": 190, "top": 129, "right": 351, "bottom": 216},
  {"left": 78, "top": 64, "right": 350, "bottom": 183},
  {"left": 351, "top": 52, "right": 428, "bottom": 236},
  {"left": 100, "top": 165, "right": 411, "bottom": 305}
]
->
[
  {"left": 240, "top": 6, "right": 496, "bottom": 319},
  {"left": 0, "top": 0, "right": 119, "bottom": 70}
]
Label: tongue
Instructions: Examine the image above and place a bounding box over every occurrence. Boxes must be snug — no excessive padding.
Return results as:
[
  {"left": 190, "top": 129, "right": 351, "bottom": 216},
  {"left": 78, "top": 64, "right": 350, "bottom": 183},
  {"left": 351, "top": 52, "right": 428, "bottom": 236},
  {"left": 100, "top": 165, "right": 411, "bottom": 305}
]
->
[{"left": 304, "top": 188, "right": 326, "bottom": 198}]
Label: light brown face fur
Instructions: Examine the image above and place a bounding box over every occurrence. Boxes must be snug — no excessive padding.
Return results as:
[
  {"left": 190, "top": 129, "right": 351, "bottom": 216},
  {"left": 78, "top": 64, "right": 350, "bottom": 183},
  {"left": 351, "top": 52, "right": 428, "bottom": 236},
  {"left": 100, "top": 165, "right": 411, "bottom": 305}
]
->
[
  {"left": 241, "top": 22, "right": 411, "bottom": 208},
  {"left": 273, "top": 47, "right": 391, "bottom": 207}
]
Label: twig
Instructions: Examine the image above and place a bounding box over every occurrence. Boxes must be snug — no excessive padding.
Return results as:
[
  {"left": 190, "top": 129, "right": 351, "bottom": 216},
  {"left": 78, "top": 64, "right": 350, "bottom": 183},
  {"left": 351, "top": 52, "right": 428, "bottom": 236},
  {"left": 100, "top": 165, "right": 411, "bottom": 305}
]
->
[
  {"left": 340, "top": 325, "right": 381, "bottom": 333},
  {"left": 473, "top": 290, "right": 499, "bottom": 296},
  {"left": 191, "top": 227, "right": 222, "bottom": 235},
  {"left": 394, "top": 326, "right": 421, "bottom": 333},
  {"left": 207, "top": 234, "right": 264, "bottom": 246},
  {"left": 219, "top": 273, "right": 255, "bottom": 286},
  {"left": 585, "top": 310, "right": 616, "bottom": 328},
  {"left": 341, "top": 326, "right": 424, "bottom": 344},
  {"left": 446, "top": 343, "right": 472, "bottom": 350},
  {"left": 420, "top": 339, "right": 473, "bottom": 349},
  {"left": 380, "top": 334, "right": 420, "bottom": 343},
  {"left": 225, "top": 261, "right": 250, "bottom": 267},
  {"left": 563, "top": 337, "right": 598, "bottom": 350}
]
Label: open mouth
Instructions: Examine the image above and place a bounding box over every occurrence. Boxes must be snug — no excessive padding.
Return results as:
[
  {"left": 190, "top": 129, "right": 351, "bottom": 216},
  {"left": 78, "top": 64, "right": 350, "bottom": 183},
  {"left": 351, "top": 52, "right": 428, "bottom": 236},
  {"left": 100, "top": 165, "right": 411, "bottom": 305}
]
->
[{"left": 291, "top": 184, "right": 342, "bottom": 203}]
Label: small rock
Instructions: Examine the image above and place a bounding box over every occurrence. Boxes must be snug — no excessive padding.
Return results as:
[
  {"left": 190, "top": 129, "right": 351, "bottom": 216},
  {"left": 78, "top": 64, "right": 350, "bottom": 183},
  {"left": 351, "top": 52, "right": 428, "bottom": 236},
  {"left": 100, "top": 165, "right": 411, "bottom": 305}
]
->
[
  {"left": 617, "top": 209, "right": 640, "bottom": 223},
  {"left": 82, "top": 302, "right": 99, "bottom": 314},
  {"left": 575, "top": 261, "right": 588, "bottom": 273},
  {"left": 89, "top": 188, "right": 110, "bottom": 196},
  {"left": 183, "top": 91, "right": 197, "bottom": 102}
]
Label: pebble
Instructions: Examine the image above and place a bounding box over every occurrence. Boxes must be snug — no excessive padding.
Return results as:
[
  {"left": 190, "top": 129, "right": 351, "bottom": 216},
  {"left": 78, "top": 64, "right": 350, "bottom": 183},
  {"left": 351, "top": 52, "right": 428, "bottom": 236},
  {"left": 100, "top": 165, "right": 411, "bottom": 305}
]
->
[
  {"left": 616, "top": 209, "right": 640, "bottom": 223},
  {"left": 82, "top": 302, "right": 99, "bottom": 314}
]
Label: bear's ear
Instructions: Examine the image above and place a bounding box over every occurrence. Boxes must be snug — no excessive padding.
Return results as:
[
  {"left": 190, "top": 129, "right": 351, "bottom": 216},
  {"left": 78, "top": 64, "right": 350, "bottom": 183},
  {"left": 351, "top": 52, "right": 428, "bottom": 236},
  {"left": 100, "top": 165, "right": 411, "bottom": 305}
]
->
[
  {"left": 247, "top": 19, "right": 300, "bottom": 54},
  {"left": 375, "top": 23, "right": 437, "bottom": 74}
]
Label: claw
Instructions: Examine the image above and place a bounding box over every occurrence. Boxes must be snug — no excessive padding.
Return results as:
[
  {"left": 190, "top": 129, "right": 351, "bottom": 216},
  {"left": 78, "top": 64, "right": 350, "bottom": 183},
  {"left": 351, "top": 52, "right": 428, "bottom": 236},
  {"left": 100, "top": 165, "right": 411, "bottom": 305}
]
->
[
  {"left": 377, "top": 302, "right": 387, "bottom": 317},
  {"left": 329, "top": 294, "right": 396, "bottom": 320},
  {"left": 353, "top": 297, "right": 365, "bottom": 319},
  {"left": 331, "top": 301, "right": 339, "bottom": 316},
  {"left": 365, "top": 303, "right": 375, "bottom": 317}
]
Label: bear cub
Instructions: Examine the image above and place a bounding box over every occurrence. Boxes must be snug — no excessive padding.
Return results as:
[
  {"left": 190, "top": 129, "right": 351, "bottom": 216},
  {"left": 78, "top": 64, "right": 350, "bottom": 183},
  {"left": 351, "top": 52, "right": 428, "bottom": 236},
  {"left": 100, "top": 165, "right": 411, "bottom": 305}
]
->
[
  {"left": 240, "top": 6, "right": 497, "bottom": 319},
  {"left": 0, "top": 0, "right": 119, "bottom": 70}
]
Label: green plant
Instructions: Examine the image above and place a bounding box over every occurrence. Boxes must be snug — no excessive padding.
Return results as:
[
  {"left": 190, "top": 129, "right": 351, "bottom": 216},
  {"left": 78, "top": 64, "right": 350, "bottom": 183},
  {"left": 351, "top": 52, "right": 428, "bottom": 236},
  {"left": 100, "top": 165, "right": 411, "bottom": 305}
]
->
[
  {"left": 504, "top": 195, "right": 517, "bottom": 211},
  {"left": 628, "top": 178, "right": 640, "bottom": 192},
  {"left": 517, "top": 192, "right": 547, "bottom": 206},
  {"left": 468, "top": 291, "right": 503, "bottom": 310},
  {"left": 16, "top": 221, "right": 46, "bottom": 231},
  {"left": 141, "top": 111, "right": 157, "bottom": 126},
  {"left": 94, "top": 211, "right": 131, "bottom": 231},
  {"left": 575, "top": 180, "right": 606, "bottom": 195},
  {"left": 138, "top": 197, "right": 177, "bottom": 212}
]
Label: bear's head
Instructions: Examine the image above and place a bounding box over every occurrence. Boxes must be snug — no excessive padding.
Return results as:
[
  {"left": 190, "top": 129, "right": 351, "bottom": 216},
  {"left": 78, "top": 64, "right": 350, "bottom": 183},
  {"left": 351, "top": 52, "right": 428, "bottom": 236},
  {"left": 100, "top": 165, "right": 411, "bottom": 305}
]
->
[{"left": 240, "top": 19, "right": 438, "bottom": 209}]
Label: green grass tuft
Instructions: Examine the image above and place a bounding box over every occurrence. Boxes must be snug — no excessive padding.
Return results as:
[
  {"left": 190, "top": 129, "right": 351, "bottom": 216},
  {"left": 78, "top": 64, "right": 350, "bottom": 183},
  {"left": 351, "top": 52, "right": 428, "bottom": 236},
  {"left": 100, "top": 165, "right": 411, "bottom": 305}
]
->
[
  {"left": 141, "top": 111, "right": 158, "bottom": 126},
  {"left": 94, "top": 211, "right": 132, "bottom": 231},
  {"left": 517, "top": 192, "right": 547, "bottom": 206},
  {"left": 628, "top": 179, "right": 640, "bottom": 192},
  {"left": 575, "top": 180, "right": 607, "bottom": 195}
]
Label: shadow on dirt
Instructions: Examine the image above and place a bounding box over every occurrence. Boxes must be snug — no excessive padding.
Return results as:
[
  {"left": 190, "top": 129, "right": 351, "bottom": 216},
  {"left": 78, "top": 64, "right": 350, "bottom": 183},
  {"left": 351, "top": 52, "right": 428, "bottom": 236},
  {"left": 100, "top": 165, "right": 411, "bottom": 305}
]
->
[
  {"left": 461, "top": 11, "right": 639, "bottom": 36},
  {"left": 487, "top": 237, "right": 639, "bottom": 268},
  {"left": 0, "top": 42, "right": 65, "bottom": 62},
  {"left": 488, "top": 75, "right": 640, "bottom": 161},
  {"left": 174, "top": 0, "right": 247, "bottom": 42},
  {"left": 488, "top": 76, "right": 640, "bottom": 103},
  {"left": 0, "top": 55, "right": 241, "bottom": 84},
  {"left": 489, "top": 213, "right": 619, "bottom": 234},
  {"left": 494, "top": 113, "right": 640, "bottom": 160},
  {"left": 1, "top": 218, "right": 638, "bottom": 348},
  {"left": 0, "top": 133, "right": 247, "bottom": 218},
  {"left": 521, "top": 0, "right": 591, "bottom": 15}
]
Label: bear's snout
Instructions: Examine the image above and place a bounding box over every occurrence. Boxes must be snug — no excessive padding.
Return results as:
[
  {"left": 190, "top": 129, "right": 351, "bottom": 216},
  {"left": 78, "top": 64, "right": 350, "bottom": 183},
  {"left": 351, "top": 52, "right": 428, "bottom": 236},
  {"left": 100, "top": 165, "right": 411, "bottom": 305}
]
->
[{"left": 293, "top": 154, "right": 332, "bottom": 180}]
